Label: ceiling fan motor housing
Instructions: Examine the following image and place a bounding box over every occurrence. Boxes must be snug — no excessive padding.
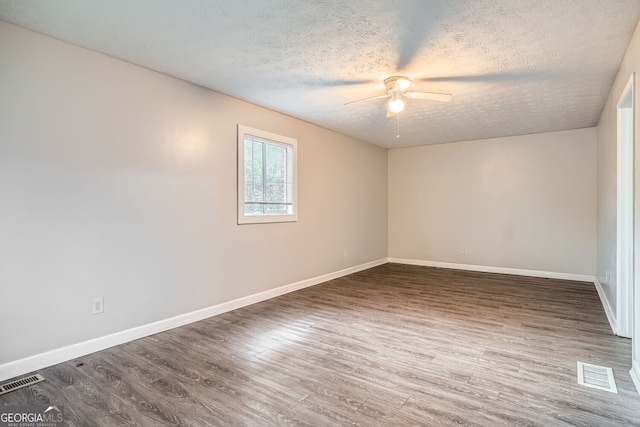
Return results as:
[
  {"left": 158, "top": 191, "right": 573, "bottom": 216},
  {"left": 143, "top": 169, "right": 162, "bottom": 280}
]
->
[{"left": 384, "top": 76, "right": 412, "bottom": 93}]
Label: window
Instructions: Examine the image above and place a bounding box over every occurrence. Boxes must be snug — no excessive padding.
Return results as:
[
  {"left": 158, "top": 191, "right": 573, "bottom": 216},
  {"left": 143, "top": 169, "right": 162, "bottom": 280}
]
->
[{"left": 237, "top": 125, "right": 297, "bottom": 224}]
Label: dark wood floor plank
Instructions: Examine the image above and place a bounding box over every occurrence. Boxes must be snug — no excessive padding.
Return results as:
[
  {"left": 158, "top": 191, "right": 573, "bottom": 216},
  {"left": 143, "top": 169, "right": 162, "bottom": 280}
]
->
[{"left": 2, "top": 263, "right": 639, "bottom": 426}]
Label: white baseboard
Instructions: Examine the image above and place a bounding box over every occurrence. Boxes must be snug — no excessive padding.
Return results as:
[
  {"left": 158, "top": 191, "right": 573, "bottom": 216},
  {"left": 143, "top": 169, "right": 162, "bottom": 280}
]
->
[
  {"left": 593, "top": 277, "right": 618, "bottom": 335},
  {"left": 631, "top": 361, "right": 640, "bottom": 397},
  {"left": 388, "top": 258, "right": 595, "bottom": 282},
  {"left": 0, "top": 258, "right": 387, "bottom": 383}
]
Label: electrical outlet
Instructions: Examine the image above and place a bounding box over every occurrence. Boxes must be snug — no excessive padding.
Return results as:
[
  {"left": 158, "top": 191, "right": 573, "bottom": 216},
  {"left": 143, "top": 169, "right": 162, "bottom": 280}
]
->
[
  {"left": 461, "top": 246, "right": 468, "bottom": 254},
  {"left": 92, "top": 297, "right": 104, "bottom": 315},
  {"left": 605, "top": 270, "right": 611, "bottom": 283},
  {"left": 343, "top": 249, "right": 348, "bottom": 258}
]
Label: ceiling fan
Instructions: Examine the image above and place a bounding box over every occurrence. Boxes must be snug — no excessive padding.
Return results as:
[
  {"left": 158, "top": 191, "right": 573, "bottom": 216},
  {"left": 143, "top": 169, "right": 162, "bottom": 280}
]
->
[{"left": 344, "top": 76, "right": 452, "bottom": 115}]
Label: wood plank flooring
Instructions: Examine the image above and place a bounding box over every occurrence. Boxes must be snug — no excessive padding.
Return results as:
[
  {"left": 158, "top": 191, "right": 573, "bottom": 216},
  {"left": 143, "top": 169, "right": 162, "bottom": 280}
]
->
[{"left": 2, "top": 263, "right": 640, "bottom": 426}]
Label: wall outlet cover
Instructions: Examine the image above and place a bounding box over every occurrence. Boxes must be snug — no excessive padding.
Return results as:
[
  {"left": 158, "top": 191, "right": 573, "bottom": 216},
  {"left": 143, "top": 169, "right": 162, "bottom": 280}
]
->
[{"left": 92, "top": 297, "right": 104, "bottom": 315}]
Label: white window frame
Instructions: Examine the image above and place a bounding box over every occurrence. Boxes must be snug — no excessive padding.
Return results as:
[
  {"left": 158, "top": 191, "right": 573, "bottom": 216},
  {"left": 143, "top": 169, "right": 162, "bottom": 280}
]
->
[{"left": 237, "top": 124, "right": 298, "bottom": 224}]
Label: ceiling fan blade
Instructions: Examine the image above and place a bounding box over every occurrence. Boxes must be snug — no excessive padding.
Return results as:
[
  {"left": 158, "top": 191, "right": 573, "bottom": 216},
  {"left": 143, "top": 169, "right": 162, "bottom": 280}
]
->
[
  {"left": 301, "top": 78, "right": 375, "bottom": 87},
  {"left": 404, "top": 91, "right": 452, "bottom": 102},
  {"left": 344, "top": 94, "right": 390, "bottom": 106},
  {"left": 417, "top": 70, "right": 538, "bottom": 83}
]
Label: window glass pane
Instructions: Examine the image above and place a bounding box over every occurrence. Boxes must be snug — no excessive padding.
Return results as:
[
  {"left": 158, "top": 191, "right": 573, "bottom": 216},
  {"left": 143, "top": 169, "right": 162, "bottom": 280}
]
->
[
  {"left": 264, "top": 203, "right": 286, "bottom": 214},
  {"left": 244, "top": 138, "right": 264, "bottom": 214},
  {"left": 265, "top": 142, "right": 286, "bottom": 204},
  {"left": 244, "top": 137, "right": 293, "bottom": 215},
  {"left": 238, "top": 125, "right": 297, "bottom": 223},
  {"left": 285, "top": 146, "right": 293, "bottom": 209}
]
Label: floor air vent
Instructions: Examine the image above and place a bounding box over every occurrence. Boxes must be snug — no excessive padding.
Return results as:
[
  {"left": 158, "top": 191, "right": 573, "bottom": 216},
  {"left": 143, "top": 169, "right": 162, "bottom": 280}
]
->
[
  {"left": 577, "top": 361, "right": 618, "bottom": 393},
  {"left": 0, "top": 374, "right": 45, "bottom": 395}
]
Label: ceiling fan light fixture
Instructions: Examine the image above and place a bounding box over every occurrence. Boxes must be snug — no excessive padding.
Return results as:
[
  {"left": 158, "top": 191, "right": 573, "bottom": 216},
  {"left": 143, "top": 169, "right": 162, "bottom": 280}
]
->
[
  {"left": 345, "top": 75, "right": 451, "bottom": 115},
  {"left": 388, "top": 94, "right": 405, "bottom": 114}
]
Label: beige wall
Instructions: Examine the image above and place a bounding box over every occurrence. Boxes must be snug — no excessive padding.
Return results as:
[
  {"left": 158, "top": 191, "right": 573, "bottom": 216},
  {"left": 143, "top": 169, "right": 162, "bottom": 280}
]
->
[
  {"left": 389, "top": 128, "right": 597, "bottom": 275},
  {"left": 597, "top": 95, "right": 619, "bottom": 313},
  {"left": 597, "top": 21, "right": 640, "bottom": 318},
  {"left": 0, "top": 21, "right": 388, "bottom": 366},
  {"left": 596, "top": 19, "right": 640, "bottom": 381}
]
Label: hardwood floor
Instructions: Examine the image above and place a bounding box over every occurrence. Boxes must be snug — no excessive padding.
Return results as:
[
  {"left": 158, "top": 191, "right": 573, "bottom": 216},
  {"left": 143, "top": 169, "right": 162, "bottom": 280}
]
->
[{"left": 2, "top": 263, "right": 639, "bottom": 426}]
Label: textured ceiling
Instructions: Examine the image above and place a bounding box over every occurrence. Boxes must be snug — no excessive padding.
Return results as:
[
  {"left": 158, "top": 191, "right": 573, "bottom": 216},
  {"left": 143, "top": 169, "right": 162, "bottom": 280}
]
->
[{"left": 1, "top": 0, "right": 640, "bottom": 148}]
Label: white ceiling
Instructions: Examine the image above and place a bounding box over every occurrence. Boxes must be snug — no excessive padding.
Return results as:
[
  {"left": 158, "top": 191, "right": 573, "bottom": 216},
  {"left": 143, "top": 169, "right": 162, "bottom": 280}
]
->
[{"left": 1, "top": 1, "right": 640, "bottom": 148}]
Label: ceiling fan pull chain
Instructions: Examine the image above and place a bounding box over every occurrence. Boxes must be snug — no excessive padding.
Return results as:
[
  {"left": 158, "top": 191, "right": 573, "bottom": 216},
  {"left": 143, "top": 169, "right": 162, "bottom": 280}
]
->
[{"left": 396, "top": 113, "right": 401, "bottom": 138}]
